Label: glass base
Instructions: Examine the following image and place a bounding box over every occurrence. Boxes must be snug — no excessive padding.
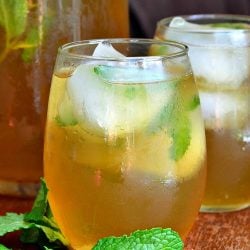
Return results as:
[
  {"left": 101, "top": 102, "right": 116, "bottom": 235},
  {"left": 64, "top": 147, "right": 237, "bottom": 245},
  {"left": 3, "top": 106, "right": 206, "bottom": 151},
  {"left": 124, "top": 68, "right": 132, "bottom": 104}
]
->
[
  {"left": 200, "top": 203, "right": 250, "bottom": 213},
  {"left": 0, "top": 179, "right": 40, "bottom": 197}
]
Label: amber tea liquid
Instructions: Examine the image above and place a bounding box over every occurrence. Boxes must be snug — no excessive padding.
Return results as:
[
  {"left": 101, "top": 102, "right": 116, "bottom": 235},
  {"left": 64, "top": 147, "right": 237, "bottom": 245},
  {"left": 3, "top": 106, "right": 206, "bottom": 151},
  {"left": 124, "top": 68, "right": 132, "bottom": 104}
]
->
[{"left": 45, "top": 66, "right": 206, "bottom": 249}]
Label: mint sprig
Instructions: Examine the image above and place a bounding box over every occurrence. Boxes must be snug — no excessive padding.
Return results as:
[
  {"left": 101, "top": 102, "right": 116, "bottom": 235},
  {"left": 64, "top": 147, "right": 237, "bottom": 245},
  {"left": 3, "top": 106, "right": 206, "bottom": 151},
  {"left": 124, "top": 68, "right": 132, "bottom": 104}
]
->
[
  {"left": 0, "top": 0, "right": 41, "bottom": 63},
  {"left": 93, "top": 228, "right": 183, "bottom": 250},
  {"left": 0, "top": 0, "right": 28, "bottom": 40},
  {"left": 0, "top": 179, "right": 68, "bottom": 249},
  {"left": 0, "top": 180, "right": 184, "bottom": 250}
]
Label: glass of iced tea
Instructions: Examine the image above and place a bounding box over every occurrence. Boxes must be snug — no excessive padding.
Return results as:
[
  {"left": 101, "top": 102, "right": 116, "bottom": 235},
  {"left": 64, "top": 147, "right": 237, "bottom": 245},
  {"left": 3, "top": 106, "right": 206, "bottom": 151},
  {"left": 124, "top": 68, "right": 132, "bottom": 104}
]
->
[
  {"left": 44, "top": 39, "right": 206, "bottom": 249},
  {"left": 155, "top": 14, "right": 250, "bottom": 212},
  {"left": 0, "top": 0, "right": 128, "bottom": 197}
]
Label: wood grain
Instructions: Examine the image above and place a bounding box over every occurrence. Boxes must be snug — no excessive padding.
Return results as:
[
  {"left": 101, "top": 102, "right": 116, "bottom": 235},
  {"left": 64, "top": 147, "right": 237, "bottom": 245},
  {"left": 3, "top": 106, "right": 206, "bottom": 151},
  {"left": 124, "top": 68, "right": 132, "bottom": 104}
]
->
[
  {"left": 185, "top": 208, "right": 250, "bottom": 250},
  {"left": 0, "top": 196, "right": 249, "bottom": 249}
]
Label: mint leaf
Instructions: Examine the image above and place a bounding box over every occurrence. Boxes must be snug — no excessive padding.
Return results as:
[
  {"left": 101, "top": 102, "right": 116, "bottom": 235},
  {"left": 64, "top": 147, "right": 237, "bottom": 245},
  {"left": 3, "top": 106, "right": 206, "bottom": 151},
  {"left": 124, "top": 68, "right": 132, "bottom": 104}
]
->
[
  {"left": 21, "top": 28, "right": 40, "bottom": 62},
  {"left": 25, "top": 178, "right": 48, "bottom": 222},
  {"left": 23, "top": 179, "right": 68, "bottom": 247},
  {"left": 93, "top": 228, "right": 183, "bottom": 250},
  {"left": 35, "top": 225, "right": 68, "bottom": 245},
  {"left": 187, "top": 94, "right": 200, "bottom": 111},
  {"left": 169, "top": 113, "right": 190, "bottom": 161},
  {"left": 0, "top": 213, "right": 33, "bottom": 236},
  {"left": 94, "top": 65, "right": 167, "bottom": 83},
  {"left": 0, "top": 0, "right": 28, "bottom": 39},
  {"left": 148, "top": 81, "right": 191, "bottom": 161},
  {"left": 55, "top": 92, "right": 78, "bottom": 127},
  {"left": 0, "top": 244, "right": 11, "bottom": 250}
]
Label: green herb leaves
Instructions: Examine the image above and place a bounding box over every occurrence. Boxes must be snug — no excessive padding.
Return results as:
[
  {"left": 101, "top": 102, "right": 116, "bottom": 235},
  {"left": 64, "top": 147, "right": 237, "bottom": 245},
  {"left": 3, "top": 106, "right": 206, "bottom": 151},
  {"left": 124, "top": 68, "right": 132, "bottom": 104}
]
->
[
  {"left": 0, "top": 213, "right": 33, "bottom": 236},
  {"left": 0, "top": 0, "right": 28, "bottom": 40},
  {"left": 0, "top": 0, "right": 41, "bottom": 63},
  {"left": 0, "top": 179, "right": 68, "bottom": 249},
  {"left": 93, "top": 228, "right": 184, "bottom": 250}
]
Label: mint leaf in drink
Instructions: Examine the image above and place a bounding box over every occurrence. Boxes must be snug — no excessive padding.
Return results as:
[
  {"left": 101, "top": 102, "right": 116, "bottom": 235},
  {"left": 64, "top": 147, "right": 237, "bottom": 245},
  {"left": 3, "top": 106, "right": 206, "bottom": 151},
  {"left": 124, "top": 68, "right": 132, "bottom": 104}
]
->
[
  {"left": 148, "top": 81, "right": 191, "bottom": 161},
  {"left": 169, "top": 113, "right": 190, "bottom": 161},
  {"left": 0, "top": 213, "right": 33, "bottom": 236},
  {"left": 187, "top": 94, "right": 200, "bottom": 111},
  {"left": 55, "top": 93, "right": 78, "bottom": 127},
  {"left": 94, "top": 65, "right": 167, "bottom": 83},
  {"left": 0, "top": 0, "right": 28, "bottom": 39},
  {"left": 93, "top": 228, "right": 183, "bottom": 250}
]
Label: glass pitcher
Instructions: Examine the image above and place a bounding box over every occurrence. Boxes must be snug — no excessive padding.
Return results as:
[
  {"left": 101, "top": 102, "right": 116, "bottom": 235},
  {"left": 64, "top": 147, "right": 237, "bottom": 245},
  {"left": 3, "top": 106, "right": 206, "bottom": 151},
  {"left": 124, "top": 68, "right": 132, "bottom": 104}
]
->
[{"left": 0, "top": 0, "right": 129, "bottom": 197}]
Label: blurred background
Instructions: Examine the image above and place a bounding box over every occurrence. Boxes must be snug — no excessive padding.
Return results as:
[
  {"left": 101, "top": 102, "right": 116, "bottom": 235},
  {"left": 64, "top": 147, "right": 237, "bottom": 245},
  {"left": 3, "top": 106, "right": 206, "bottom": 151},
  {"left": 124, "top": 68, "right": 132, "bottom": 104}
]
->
[{"left": 129, "top": 0, "right": 250, "bottom": 38}]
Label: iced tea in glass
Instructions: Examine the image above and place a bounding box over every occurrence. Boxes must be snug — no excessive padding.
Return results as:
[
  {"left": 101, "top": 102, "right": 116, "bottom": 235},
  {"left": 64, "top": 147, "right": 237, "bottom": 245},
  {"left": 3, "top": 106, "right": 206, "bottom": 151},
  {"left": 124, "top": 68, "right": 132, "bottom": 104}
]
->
[
  {"left": 44, "top": 39, "right": 206, "bottom": 249},
  {"left": 155, "top": 14, "right": 250, "bottom": 212},
  {"left": 0, "top": 0, "right": 129, "bottom": 196}
]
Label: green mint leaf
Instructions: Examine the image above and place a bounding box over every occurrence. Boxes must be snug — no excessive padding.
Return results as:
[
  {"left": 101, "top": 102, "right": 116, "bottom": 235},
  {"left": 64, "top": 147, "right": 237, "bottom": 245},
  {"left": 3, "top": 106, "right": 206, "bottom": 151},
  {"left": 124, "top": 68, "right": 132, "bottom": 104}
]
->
[
  {"left": 148, "top": 81, "right": 191, "bottom": 161},
  {"left": 187, "top": 94, "right": 200, "bottom": 111},
  {"left": 25, "top": 178, "right": 48, "bottom": 222},
  {"left": 0, "top": 213, "right": 33, "bottom": 236},
  {"left": 21, "top": 28, "right": 40, "bottom": 62},
  {"left": 35, "top": 225, "right": 68, "bottom": 246},
  {"left": 0, "top": 0, "right": 28, "bottom": 39},
  {"left": 23, "top": 179, "right": 68, "bottom": 246},
  {"left": 21, "top": 227, "right": 67, "bottom": 249},
  {"left": 94, "top": 65, "right": 167, "bottom": 83},
  {"left": 93, "top": 228, "right": 184, "bottom": 250},
  {"left": 0, "top": 244, "right": 11, "bottom": 250},
  {"left": 169, "top": 113, "right": 191, "bottom": 161}
]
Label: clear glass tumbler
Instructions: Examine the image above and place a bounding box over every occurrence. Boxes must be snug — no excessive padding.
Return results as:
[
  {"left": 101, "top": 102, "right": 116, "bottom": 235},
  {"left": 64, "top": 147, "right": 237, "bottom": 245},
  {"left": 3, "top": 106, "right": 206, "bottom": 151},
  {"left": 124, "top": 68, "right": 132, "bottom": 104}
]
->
[
  {"left": 155, "top": 14, "right": 250, "bottom": 212},
  {"left": 44, "top": 38, "right": 206, "bottom": 249}
]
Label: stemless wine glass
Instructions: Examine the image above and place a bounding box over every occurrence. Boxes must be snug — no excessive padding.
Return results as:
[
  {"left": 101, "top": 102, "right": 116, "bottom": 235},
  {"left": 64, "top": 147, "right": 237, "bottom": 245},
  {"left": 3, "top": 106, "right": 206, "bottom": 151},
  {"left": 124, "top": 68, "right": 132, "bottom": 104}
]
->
[
  {"left": 155, "top": 14, "right": 250, "bottom": 212},
  {"left": 44, "top": 39, "right": 206, "bottom": 249}
]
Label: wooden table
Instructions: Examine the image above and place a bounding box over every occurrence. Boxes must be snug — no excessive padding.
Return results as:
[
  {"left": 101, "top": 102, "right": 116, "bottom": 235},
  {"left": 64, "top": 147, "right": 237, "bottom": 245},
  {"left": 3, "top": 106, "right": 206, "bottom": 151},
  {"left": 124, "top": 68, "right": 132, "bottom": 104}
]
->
[{"left": 0, "top": 196, "right": 249, "bottom": 249}]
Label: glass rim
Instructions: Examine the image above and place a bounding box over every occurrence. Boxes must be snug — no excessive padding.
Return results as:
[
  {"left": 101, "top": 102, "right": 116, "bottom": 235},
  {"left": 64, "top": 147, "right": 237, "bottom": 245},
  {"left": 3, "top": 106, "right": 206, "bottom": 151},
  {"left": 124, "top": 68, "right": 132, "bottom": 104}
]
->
[
  {"left": 58, "top": 38, "right": 188, "bottom": 61},
  {"left": 157, "top": 14, "right": 250, "bottom": 34}
]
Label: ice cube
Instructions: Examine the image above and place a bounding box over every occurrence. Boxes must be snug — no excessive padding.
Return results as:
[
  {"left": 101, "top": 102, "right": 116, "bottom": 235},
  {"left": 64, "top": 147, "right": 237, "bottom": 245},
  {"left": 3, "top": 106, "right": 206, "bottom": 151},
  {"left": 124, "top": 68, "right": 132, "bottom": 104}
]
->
[
  {"left": 199, "top": 90, "right": 249, "bottom": 129},
  {"left": 66, "top": 42, "right": 172, "bottom": 135},
  {"left": 166, "top": 17, "right": 250, "bottom": 87},
  {"left": 93, "top": 41, "right": 125, "bottom": 58},
  {"left": 189, "top": 46, "right": 249, "bottom": 86}
]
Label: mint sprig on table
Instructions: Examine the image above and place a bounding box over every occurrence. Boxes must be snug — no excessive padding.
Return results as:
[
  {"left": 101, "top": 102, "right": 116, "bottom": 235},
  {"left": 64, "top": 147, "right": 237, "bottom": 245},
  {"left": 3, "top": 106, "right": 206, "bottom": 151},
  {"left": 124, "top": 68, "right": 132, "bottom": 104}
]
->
[{"left": 0, "top": 179, "right": 184, "bottom": 250}]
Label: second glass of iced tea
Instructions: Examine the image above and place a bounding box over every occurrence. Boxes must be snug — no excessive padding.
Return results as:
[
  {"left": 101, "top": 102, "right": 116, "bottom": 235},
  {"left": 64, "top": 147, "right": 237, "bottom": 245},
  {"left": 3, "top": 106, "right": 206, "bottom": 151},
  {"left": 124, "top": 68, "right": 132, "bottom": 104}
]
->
[
  {"left": 155, "top": 14, "right": 250, "bottom": 212},
  {"left": 44, "top": 39, "right": 206, "bottom": 249}
]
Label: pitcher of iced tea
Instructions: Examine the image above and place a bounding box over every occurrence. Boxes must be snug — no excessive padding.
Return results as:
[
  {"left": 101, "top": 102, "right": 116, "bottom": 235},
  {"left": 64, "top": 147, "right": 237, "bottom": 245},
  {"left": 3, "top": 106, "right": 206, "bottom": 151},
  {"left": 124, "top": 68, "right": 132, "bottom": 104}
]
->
[{"left": 0, "top": 0, "right": 129, "bottom": 197}]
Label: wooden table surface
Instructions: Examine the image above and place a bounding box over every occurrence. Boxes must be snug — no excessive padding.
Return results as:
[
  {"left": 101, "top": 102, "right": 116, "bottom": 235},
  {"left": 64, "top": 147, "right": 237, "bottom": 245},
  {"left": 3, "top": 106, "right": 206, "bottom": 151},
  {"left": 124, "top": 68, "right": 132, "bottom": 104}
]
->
[{"left": 0, "top": 196, "right": 249, "bottom": 249}]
